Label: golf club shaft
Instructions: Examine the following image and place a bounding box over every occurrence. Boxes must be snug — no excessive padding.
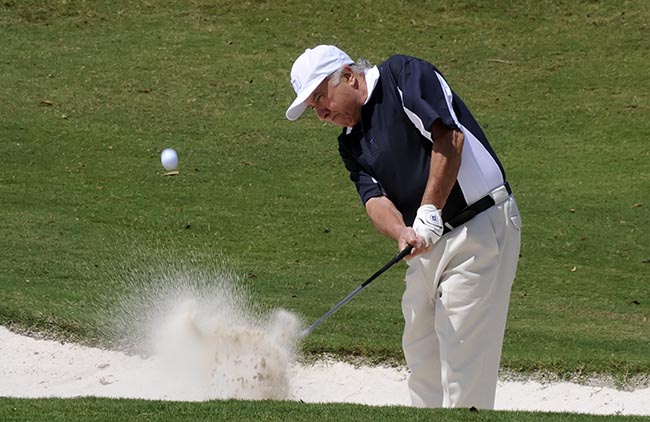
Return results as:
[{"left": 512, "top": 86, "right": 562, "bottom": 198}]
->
[{"left": 301, "top": 245, "right": 413, "bottom": 337}]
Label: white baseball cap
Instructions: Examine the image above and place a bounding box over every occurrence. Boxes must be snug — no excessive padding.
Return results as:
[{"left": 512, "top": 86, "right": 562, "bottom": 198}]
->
[{"left": 286, "top": 45, "right": 354, "bottom": 121}]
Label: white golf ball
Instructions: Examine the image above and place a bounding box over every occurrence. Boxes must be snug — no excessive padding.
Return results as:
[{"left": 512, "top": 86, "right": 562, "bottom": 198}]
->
[{"left": 161, "top": 148, "right": 178, "bottom": 171}]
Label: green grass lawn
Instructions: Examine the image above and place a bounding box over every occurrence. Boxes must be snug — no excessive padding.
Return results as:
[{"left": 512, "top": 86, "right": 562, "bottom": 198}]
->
[
  {"left": 3, "top": 398, "right": 650, "bottom": 422},
  {"left": 1, "top": 0, "right": 649, "bottom": 419}
]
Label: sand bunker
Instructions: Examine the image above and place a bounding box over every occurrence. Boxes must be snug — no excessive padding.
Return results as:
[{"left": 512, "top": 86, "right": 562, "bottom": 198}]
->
[{"left": 1, "top": 266, "right": 648, "bottom": 415}]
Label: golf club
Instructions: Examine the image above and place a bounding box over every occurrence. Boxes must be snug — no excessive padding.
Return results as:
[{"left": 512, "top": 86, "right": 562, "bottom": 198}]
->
[{"left": 301, "top": 245, "right": 414, "bottom": 337}]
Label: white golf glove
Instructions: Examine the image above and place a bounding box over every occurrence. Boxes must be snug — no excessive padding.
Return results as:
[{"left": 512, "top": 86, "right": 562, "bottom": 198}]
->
[{"left": 413, "top": 204, "right": 444, "bottom": 248}]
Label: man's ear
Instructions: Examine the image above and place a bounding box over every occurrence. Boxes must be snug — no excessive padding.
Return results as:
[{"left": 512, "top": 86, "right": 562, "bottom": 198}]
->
[{"left": 341, "top": 65, "right": 356, "bottom": 86}]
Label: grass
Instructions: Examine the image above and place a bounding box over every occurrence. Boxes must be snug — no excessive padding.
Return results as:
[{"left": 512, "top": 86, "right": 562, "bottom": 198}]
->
[
  {"left": 2, "top": 398, "right": 650, "bottom": 422},
  {"left": 0, "top": 0, "right": 649, "bottom": 419}
]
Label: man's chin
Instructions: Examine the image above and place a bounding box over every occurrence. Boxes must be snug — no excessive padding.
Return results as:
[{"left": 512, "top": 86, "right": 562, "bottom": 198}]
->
[
  {"left": 332, "top": 116, "right": 359, "bottom": 128},
  {"left": 329, "top": 117, "right": 347, "bottom": 127}
]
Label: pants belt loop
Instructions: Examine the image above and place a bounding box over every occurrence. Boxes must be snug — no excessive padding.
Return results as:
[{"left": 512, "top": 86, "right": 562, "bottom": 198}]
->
[{"left": 490, "top": 182, "right": 511, "bottom": 205}]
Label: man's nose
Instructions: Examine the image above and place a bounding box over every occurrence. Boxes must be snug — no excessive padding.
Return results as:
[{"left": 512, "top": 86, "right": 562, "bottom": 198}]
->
[{"left": 315, "top": 106, "right": 329, "bottom": 120}]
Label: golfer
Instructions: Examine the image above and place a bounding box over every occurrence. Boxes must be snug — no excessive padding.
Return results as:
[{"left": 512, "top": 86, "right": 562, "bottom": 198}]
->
[{"left": 285, "top": 45, "right": 521, "bottom": 409}]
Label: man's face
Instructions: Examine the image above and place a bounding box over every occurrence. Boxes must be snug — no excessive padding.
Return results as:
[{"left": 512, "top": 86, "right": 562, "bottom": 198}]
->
[{"left": 305, "top": 69, "right": 362, "bottom": 127}]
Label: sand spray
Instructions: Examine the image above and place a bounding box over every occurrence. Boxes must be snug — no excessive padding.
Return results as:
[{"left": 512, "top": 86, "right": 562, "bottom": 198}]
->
[{"left": 104, "top": 262, "right": 303, "bottom": 401}]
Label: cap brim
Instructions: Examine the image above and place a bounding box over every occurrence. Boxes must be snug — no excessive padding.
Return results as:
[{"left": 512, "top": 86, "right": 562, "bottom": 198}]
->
[
  {"left": 285, "top": 75, "right": 328, "bottom": 121},
  {"left": 286, "top": 101, "right": 308, "bottom": 121}
]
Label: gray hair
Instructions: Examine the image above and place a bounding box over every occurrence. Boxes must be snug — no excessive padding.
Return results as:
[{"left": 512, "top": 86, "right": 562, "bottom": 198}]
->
[{"left": 328, "top": 58, "right": 373, "bottom": 86}]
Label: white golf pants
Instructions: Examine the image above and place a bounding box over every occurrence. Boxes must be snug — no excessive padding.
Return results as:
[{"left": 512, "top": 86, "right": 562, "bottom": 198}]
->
[{"left": 402, "top": 196, "right": 521, "bottom": 409}]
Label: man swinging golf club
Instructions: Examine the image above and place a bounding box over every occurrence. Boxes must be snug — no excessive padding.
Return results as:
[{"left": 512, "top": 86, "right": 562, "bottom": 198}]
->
[{"left": 285, "top": 45, "right": 522, "bottom": 409}]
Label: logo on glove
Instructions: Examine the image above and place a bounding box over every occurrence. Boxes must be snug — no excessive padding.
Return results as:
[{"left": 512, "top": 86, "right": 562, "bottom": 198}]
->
[{"left": 425, "top": 213, "right": 441, "bottom": 227}]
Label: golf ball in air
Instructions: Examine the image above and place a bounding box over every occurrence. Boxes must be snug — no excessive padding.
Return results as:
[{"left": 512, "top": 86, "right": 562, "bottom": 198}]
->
[{"left": 161, "top": 148, "right": 178, "bottom": 171}]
